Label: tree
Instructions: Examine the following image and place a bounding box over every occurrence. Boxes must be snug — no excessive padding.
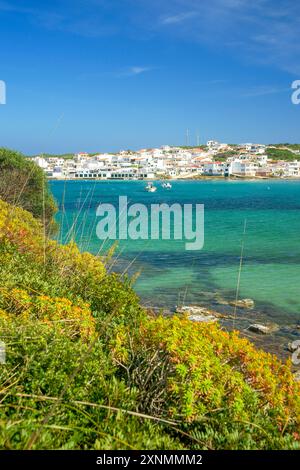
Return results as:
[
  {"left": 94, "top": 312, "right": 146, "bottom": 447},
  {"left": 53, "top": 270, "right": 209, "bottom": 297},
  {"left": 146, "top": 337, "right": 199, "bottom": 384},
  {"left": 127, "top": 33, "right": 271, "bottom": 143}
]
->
[{"left": 0, "top": 148, "right": 57, "bottom": 232}]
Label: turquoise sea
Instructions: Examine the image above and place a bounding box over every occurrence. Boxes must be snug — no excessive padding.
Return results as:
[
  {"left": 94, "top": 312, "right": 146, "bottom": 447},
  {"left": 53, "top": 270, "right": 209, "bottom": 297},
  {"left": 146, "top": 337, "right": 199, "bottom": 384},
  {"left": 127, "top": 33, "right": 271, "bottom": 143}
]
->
[{"left": 50, "top": 179, "right": 300, "bottom": 352}]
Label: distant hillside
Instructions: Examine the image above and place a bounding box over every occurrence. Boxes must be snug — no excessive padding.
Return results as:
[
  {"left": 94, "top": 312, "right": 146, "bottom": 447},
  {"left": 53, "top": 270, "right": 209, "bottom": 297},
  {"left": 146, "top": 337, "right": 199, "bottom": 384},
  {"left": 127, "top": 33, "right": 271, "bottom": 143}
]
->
[{"left": 267, "top": 147, "right": 300, "bottom": 161}]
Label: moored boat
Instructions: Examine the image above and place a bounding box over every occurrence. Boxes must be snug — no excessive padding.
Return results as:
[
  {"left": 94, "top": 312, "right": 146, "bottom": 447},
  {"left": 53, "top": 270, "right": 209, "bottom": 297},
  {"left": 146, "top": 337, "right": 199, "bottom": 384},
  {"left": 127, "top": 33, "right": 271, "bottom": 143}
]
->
[{"left": 145, "top": 182, "right": 157, "bottom": 192}]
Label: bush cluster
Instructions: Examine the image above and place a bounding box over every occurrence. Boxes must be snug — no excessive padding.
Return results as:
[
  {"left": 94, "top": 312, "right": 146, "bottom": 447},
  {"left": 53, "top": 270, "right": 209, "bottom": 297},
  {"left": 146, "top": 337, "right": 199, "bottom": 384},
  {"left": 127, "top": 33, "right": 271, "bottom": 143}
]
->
[
  {"left": 0, "top": 198, "right": 300, "bottom": 449},
  {"left": 0, "top": 148, "right": 57, "bottom": 232}
]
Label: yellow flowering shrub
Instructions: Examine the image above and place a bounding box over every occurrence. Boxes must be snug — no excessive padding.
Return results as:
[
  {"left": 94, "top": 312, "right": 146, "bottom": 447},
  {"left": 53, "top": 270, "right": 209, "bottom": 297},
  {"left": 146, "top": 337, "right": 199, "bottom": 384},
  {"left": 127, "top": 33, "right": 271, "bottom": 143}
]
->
[
  {"left": 0, "top": 199, "right": 45, "bottom": 260},
  {"left": 1, "top": 197, "right": 300, "bottom": 448},
  {"left": 113, "top": 315, "right": 300, "bottom": 435},
  {"left": 0, "top": 199, "right": 105, "bottom": 275},
  {"left": 47, "top": 240, "right": 106, "bottom": 295},
  {"left": 0, "top": 287, "right": 95, "bottom": 339}
]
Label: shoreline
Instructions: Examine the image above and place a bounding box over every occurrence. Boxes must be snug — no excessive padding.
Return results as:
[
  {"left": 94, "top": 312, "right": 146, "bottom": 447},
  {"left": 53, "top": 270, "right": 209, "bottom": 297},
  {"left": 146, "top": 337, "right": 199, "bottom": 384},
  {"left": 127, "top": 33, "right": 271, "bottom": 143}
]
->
[
  {"left": 146, "top": 303, "right": 299, "bottom": 363},
  {"left": 48, "top": 176, "right": 300, "bottom": 182}
]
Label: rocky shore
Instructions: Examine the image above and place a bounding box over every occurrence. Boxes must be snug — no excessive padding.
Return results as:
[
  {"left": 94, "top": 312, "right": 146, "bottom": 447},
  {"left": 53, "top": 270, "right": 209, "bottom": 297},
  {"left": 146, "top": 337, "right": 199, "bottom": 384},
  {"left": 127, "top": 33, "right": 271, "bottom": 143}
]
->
[{"left": 147, "top": 295, "right": 300, "bottom": 379}]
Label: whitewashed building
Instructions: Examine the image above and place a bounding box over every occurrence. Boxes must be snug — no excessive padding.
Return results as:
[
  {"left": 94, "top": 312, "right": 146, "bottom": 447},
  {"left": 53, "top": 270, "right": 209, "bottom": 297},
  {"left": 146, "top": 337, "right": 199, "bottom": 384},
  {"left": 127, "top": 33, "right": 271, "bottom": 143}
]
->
[{"left": 231, "top": 160, "right": 258, "bottom": 177}]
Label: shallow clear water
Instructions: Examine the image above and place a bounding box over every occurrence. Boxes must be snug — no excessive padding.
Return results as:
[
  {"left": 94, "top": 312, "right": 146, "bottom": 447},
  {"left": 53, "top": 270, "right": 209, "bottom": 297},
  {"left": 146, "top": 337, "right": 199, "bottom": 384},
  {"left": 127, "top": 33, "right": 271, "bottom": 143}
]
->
[{"left": 50, "top": 179, "right": 300, "bottom": 327}]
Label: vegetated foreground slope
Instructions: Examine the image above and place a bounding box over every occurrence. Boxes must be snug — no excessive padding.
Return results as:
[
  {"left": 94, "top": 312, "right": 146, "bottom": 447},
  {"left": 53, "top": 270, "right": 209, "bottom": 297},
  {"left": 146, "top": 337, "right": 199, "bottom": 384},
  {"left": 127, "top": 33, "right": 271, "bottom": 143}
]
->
[{"left": 0, "top": 199, "right": 300, "bottom": 450}]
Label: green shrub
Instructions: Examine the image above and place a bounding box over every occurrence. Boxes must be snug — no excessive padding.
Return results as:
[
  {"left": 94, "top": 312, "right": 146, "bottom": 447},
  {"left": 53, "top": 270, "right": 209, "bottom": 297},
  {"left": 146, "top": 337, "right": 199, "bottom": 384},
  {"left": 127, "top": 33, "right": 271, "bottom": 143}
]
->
[
  {"left": 1, "top": 198, "right": 300, "bottom": 450},
  {"left": 0, "top": 316, "right": 182, "bottom": 450},
  {"left": 266, "top": 147, "right": 298, "bottom": 161},
  {"left": 0, "top": 148, "right": 57, "bottom": 232},
  {"left": 112, "top": 315, "right": 300, "bottom": 449}
]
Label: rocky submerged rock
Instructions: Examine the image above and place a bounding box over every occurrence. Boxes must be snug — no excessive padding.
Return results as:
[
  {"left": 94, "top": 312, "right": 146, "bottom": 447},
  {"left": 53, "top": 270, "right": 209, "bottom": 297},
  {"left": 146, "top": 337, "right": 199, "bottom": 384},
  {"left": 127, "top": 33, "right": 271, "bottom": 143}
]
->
[
  {"left": 248, "top": 323, "right": 280, "bottom": 335},
  {"left": 281, "top": 325, "right": 300, "bottom": 336},
  {"left": 176, "top": 305, "right": 221, "bottom": 323},
  {"left": 197, "top": 292, "right": 255, "bottom": 310},
  {"left": 287, "top": 342, "right": 297, "bottom": 353},
  {"left": 229, "top": 299, "right": 255, "bottom": 309},
  {"left": 188, "top": 314, "right": 218, "bottom": 323},
  {"left": 215, "top": 298, "right": 231, "bottom": 306},
  {"left": 199, "top": 291, "right": 221, "bottom": 300}
]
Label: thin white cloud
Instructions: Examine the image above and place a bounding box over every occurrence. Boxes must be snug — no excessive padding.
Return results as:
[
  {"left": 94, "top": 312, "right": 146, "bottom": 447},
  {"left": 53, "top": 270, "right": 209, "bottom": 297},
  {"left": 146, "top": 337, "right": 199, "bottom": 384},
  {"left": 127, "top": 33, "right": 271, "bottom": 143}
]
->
[
  {"left": 117, "top": 66, "right": 153, "bottom": 77},
  {"left": 2, "top": 0, "right": 300, "bottom": 74},
  {"left": 241, "top": 86, "right": 291, "bottom": 97},
  {"left": 142, "top": 0, "right": 300, "bottom": 75},
  {"left": 130, "top": 66, "right": 151, "bottom": 75},
  {"left": 78, "top": 66, "right": 154, "bottom": 80},
  {"left": 160, "top": 11, "right": 198, "bottom": 25}
]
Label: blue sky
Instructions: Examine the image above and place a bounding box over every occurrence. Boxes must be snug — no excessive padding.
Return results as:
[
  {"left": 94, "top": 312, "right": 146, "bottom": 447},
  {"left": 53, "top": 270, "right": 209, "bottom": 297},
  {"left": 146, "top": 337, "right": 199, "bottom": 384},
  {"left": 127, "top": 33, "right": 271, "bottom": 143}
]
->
[{"left": 0, "top": 0, "right": 300, "bottom": 154}]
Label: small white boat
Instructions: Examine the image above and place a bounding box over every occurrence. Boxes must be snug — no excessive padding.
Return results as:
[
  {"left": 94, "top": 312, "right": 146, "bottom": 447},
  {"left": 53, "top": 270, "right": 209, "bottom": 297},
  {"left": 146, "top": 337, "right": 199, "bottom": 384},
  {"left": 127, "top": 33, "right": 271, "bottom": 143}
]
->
[
  {"left": 145, "top": 182, "right": 157, "bottom": 192},
  {"left": 162, "top": 182, "right": 172, "bottom": 189}
]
